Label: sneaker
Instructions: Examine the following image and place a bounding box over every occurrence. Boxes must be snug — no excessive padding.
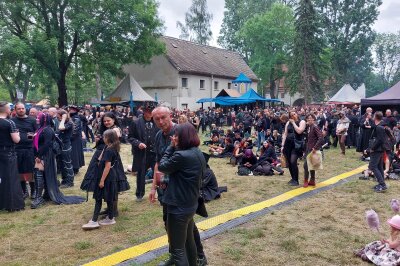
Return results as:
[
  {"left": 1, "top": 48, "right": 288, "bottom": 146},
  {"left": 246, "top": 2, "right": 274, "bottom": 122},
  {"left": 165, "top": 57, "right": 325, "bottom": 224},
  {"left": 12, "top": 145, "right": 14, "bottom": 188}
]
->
[
  {"left": 99, "top": 217, "right": 116, "bottom": 226},
  {"left": 82, "top": 220, "right": 100, "bottom": 230},
  {"left": 248, "top": 171, "right": 254, "bottom": 176},
  {"left": 288, "top": 179, "right": 299, "bottom": 186},
  {"left": 136, "top": 197, "right": 144, "bottom": 202},
  {"left": 372, "top": 184, "right": 380, "bottom": 190},
  {"left": 374, "top": 185, "right": 387, "bottom": 193}
]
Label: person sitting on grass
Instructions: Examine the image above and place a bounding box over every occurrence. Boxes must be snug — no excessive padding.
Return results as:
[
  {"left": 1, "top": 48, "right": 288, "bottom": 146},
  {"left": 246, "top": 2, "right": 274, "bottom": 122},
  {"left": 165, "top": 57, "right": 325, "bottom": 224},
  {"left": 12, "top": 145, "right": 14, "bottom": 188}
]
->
[
  {"left": 211, "top": 137, "right": 234, "bottom": 158},
  {"left": 258, "top": 140, "right": 284, "bottom": 175},
  {"left": 208, "top": 134, "right": 223, "bottom": 155},
  {"left": 355, "top": 215, "right": 400, "bottom": 265},
  {"left": 82, "top": 129, "right": 120, "bottom": 230},
  {"left": 239, "top": 149, "right": 257, "bottom": 172}
]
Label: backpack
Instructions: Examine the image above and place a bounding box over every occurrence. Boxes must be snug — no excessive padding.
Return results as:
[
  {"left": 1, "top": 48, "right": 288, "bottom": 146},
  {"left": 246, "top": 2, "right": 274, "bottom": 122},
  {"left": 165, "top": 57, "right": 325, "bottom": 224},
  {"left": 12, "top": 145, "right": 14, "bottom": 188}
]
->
[
  {"left": 384, "top": 126, "right": 396, "bottom": 150},
  {"left": 237, "top": 166, "right": 251, "bottom": 176}
]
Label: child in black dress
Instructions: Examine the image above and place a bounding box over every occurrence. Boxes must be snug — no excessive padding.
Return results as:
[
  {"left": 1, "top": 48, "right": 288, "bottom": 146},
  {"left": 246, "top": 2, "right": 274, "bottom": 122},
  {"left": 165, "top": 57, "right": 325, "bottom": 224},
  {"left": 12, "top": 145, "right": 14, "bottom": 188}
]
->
[{"left": 82, "top": 129, "right": 119, "bottom": 230}]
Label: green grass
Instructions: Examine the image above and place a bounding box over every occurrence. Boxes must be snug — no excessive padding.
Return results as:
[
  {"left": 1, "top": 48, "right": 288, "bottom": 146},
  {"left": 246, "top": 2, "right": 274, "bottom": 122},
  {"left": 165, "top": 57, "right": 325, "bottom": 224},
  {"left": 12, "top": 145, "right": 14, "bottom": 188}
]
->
[{"left": 0, "top": 132, "right": 369, "bottom": 265}]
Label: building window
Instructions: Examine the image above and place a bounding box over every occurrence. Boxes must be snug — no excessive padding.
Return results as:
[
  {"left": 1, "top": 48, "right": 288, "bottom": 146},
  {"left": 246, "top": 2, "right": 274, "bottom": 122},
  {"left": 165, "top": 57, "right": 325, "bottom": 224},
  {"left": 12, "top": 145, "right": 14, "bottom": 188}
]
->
[
  {"left": 228, "top": 83, "right": 231, "bottom": 89},
  {"left": 214, "top": 81, "right": 218, "bottom": 91},
  {"left": 182, "top": 78, "right": 188, "bottom": 88},
  {"left": 181, "top": 104, "right": 188, "bottom": 110},
  {"left": 281, "top": 92, "right": 285, "bottom": 98},
  {"left": 200, "top": 80, "right": 205, "bottom": 90}
]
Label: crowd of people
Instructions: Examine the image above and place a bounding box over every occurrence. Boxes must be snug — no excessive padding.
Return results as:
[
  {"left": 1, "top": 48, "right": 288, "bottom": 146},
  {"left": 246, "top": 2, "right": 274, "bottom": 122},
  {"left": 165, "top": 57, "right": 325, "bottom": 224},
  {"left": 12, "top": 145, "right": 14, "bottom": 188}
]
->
[{"left": 1, "top": 100, "right": 400, "bottom": 265}]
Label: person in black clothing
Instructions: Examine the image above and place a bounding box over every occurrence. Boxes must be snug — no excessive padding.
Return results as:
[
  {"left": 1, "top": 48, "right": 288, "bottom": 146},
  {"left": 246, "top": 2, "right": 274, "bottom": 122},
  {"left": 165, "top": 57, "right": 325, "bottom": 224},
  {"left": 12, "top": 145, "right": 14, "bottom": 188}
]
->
[
  {"left": 282, "top": 111, "right": 306, "bottom": 186},
  {"left": 255, "top": 111, "right": 267, "bottom": 151},
  {"left": 69, "top": 106, "right": 85, "bottom": 174},
  {"left": 158, "top": 122, "right": 206, "bottom": 266},
  {"left": 31, "top": 112, "right": 84, "bottom": 209},
  {"left": 128, "top": 105, "right": 159, "bottom": 202},
  {"left": 12, "top": 102, "right": 36, "bottom": 199},
  {"left": 0, "top": 102, "right": 24, "bottom": 212},
  {"left": 242, "top": 111, "right": 253, "bottom": 135},
  {"left": 369, "top": 111, "right": 388, "bottom": 193},
  {"left": 357, "top": 111, "right": 374, "bottom": 156},
  {"left": 384, "top": 109, "right": 397, "bottom": 130},
  {"left": 56, "top": 110, "right": 75, "bottom": 188},
  {"left": 150, "top": 107, "right": 207, "bottom": 266},
  {"left": 240, "top": 149, "right": 258, "bottom": 170},
  {"left": 81, "top": 112, "right": 130, "bottom": 216}
]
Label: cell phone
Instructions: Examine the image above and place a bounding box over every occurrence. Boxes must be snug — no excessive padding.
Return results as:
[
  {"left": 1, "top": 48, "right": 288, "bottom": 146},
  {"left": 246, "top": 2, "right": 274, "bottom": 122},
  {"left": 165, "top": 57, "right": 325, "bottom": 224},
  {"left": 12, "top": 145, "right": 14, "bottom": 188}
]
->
[{"left": 28, "top": 135, "right": 33, "bottom": 139}]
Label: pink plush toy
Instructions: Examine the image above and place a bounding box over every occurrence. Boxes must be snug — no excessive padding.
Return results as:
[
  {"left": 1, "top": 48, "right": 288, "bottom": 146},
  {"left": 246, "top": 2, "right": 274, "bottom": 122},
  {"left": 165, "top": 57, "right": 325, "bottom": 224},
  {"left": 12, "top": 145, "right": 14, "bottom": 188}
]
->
[
  {"left": 366, "top": 209, "right": 380, "bottom": 232},
  {"left": 391, "top": 199, "right": 400, "bottom": 213}
]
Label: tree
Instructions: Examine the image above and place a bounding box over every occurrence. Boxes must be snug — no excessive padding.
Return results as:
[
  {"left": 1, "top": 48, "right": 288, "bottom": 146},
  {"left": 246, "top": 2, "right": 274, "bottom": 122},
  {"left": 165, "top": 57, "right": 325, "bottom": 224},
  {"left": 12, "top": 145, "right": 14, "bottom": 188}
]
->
[
  {"left": 315, "top": 0, "right": 382, "bottom": 88},
  {"left": 0, "top": 0, "right": 165, "bottom": 106},
  {"left": 176, "top": 0, "right": 213, "bottom": 45},
  {"left": 218, "top": 0, "right": 277, "bottom": 60},
  {"left": 373, "top": 32, "right": 400, "bottom": 88},
  {"left": 287, "top": 0, "right": 330, "bottom": 103},
  {"left": 239, "top": 3, "right": 295, "bottom": 99}
]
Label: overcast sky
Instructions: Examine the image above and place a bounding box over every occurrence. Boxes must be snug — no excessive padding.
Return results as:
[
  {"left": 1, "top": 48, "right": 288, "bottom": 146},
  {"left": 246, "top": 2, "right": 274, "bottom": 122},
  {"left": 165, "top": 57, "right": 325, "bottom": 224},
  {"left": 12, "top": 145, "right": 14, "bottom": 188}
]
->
[{"left": 158, "top": 0, "right": 400, "bottom": 47}]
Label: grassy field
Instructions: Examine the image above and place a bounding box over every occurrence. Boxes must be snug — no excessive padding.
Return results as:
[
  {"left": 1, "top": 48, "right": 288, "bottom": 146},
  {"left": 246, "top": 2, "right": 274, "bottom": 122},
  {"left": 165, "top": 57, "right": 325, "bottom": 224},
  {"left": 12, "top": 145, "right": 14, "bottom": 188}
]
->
[{"left": 0, "top": 134, "right": 382, "bottom": 266}]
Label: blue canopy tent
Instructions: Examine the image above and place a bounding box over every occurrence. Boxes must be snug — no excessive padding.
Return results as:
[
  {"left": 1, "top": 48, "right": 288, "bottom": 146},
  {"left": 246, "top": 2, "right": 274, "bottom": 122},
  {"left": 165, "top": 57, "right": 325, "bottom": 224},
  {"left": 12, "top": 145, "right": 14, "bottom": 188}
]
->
[
  {"left": 232, "top": 73, "right": 252, "bottom": 84},
  {"left": 213, "top": 89, "right": 281, "bottom": 105}
]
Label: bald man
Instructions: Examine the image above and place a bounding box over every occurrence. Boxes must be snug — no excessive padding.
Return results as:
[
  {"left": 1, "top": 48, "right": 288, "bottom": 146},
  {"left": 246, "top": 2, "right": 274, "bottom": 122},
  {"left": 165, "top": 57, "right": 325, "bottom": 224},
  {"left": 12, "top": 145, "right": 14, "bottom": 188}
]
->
[{"left": 150, "top": 106, "right": 208, "bottom": 266}]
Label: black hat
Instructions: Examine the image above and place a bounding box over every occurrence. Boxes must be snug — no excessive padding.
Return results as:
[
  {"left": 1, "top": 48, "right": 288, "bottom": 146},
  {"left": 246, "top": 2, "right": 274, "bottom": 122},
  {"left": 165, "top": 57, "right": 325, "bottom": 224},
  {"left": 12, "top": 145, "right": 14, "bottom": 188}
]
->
[{"left": 143, "top": 102, "right": 156, "bottom": 111}]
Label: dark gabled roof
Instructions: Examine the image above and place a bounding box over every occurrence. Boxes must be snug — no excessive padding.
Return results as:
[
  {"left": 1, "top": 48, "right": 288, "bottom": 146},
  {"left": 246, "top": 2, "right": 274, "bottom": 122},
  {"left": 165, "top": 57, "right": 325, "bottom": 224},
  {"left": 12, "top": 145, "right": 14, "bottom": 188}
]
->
[
  {"left": 161, "top": 36, "right": 258, "bottom": 81},
  {"left": 361, "top": 80, "right": 400, "bottom": 106}
]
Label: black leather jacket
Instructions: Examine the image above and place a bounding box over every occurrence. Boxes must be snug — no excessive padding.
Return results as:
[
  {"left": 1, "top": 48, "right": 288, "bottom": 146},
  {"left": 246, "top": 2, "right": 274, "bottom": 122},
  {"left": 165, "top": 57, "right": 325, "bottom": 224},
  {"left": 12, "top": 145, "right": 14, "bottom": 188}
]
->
[{"left": 158, "top": 146, "right": 206, "bottom": 208}]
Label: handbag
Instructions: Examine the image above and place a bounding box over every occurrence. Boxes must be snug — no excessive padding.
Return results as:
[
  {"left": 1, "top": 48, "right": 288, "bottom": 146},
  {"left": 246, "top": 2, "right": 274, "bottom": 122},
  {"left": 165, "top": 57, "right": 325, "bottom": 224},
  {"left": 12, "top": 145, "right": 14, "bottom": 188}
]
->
[
  {"left": 294, "top": 139, "right": 304, "bottom": 151},
  {"left": 195, "top": 151, "right": 208, "bottom": 218}
]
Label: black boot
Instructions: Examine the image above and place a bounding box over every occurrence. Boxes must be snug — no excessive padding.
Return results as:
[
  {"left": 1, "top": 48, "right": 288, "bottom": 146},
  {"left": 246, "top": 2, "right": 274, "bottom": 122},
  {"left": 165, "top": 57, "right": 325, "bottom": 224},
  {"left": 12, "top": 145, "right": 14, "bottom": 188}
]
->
[
  {"left": 29, "top": 182, "right": 36, "bottom": 200},
  {"left": 21, "top": 181, "right": 29, "bottom": 200},
  {"left": 31, "top": 169, "right": 45, "bottom": 209}
]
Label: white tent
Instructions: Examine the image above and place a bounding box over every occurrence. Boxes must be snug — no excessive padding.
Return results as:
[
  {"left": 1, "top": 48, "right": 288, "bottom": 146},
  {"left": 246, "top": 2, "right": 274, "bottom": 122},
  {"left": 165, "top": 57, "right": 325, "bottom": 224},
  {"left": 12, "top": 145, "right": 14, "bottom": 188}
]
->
[
  {"left": 103, "top": 74, "right": 155, "bottom": 104},
  {"left": 355, "top": 83, "right": 366, "bottom": 98},
  {"left": 328, "top": 84, "right": 361, "bottom": 104}
]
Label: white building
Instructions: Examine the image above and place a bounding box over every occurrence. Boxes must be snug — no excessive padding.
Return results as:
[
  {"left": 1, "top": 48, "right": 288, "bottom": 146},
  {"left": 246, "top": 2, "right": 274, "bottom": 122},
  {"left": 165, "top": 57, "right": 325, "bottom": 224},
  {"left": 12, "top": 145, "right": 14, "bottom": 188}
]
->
[{"left": 123, "top": 36, "right": 258, "bottom": 110}]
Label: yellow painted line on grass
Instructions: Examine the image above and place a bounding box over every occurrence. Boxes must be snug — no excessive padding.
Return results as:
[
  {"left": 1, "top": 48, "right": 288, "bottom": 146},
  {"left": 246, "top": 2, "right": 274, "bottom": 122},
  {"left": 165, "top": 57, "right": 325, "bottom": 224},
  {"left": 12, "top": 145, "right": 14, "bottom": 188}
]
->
[{"left": 83, "top": 164, "right": 368, "bottom": 266}]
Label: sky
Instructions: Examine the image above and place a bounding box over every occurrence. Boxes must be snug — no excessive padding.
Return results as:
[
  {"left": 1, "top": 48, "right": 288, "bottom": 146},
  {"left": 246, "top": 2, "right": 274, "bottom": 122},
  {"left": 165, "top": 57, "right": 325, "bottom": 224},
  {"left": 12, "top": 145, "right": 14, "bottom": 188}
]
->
[{"left": 157, "top": 0, "right": 400, "bottom": 47}]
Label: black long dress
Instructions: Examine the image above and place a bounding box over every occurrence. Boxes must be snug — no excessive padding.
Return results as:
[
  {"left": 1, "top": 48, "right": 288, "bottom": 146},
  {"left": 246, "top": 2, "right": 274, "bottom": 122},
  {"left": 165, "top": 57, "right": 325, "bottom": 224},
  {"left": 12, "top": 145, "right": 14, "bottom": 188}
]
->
[
  {"left": 80, "top": 127, "right": 130, "bottom": 193},
  {"left": 356, "top": 117, "right": 374, "bottom": 153},
  {"left": 35, "top": 126, "right": 84, "bottom": 205},
  {"left": 0, "top": 118, "right": 25, "bottom": 211},
  {"left": 70, "top": 113, "right": 85, "bottom": 171}
]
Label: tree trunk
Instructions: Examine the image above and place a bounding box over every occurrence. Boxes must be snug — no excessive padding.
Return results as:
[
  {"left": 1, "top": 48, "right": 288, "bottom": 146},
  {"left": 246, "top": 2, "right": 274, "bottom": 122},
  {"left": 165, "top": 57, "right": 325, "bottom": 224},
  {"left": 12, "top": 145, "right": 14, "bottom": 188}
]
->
[
  {"left": 57, "top": 73, "right": 68, "bottom": 107},
  {"left": 95, "top": 65, "right": 101, "bottom": 100},
  {"left": 269, "top": 69, "right": 276, "bottom": 99}
]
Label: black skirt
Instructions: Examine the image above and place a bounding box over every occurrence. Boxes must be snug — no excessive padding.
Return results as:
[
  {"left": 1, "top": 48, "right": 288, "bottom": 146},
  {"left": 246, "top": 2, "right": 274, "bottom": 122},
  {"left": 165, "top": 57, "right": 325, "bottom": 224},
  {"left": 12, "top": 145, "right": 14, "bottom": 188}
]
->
[
  {"left": 93, "top": 169, "right": 118, "bottom": 202},
  {"left": 0, "top": 150, "right": 25, "bottom": 211},
  {"left": 16, "top": 148, "right": 35, "bottom": 174},
  {"left": 80, "top": 149, "right": 130, "bottom": 193}
]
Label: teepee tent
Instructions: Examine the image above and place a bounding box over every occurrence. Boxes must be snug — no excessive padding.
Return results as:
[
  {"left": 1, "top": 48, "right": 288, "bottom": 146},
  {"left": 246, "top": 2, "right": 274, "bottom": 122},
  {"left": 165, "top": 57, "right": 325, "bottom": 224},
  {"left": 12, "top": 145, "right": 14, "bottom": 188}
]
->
[
  {"left": 101, "top": 74, "right": 155, "bottom": 105},
  {"left": 328, "top": 84, "right": 361, "bottom": 104},
  {"left": 355, "top": 83, "right": 366, "bottom": 98}
]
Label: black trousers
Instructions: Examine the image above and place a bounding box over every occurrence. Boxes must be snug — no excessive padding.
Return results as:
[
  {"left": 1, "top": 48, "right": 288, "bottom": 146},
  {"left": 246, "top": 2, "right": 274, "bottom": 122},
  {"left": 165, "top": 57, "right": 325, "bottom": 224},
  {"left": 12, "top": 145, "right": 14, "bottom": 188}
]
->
[
  {"left": 135, "top": 153, "right": 155, "bottom": 198},
  {"left": 167, "top": 211, "right": 197, "bottom": 266},
  {"left": 369, "top": 151, "right": 385, "bottom": 187},
  {"left": 60, "top": 145, "right": 74, "bottom": 185},
  {"left": 92, "top": 199, "right": 113, "bottom": 221},
  {"left": 162, "top": 204, "right": 205, "bottom": 258}
]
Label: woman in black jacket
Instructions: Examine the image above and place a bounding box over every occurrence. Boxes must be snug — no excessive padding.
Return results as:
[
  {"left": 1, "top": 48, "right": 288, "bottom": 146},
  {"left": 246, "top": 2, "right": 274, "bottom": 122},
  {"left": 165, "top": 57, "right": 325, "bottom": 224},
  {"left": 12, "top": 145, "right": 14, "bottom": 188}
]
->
[{"left": 158, "top": 122, "right": 206, "bottom": 266}]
